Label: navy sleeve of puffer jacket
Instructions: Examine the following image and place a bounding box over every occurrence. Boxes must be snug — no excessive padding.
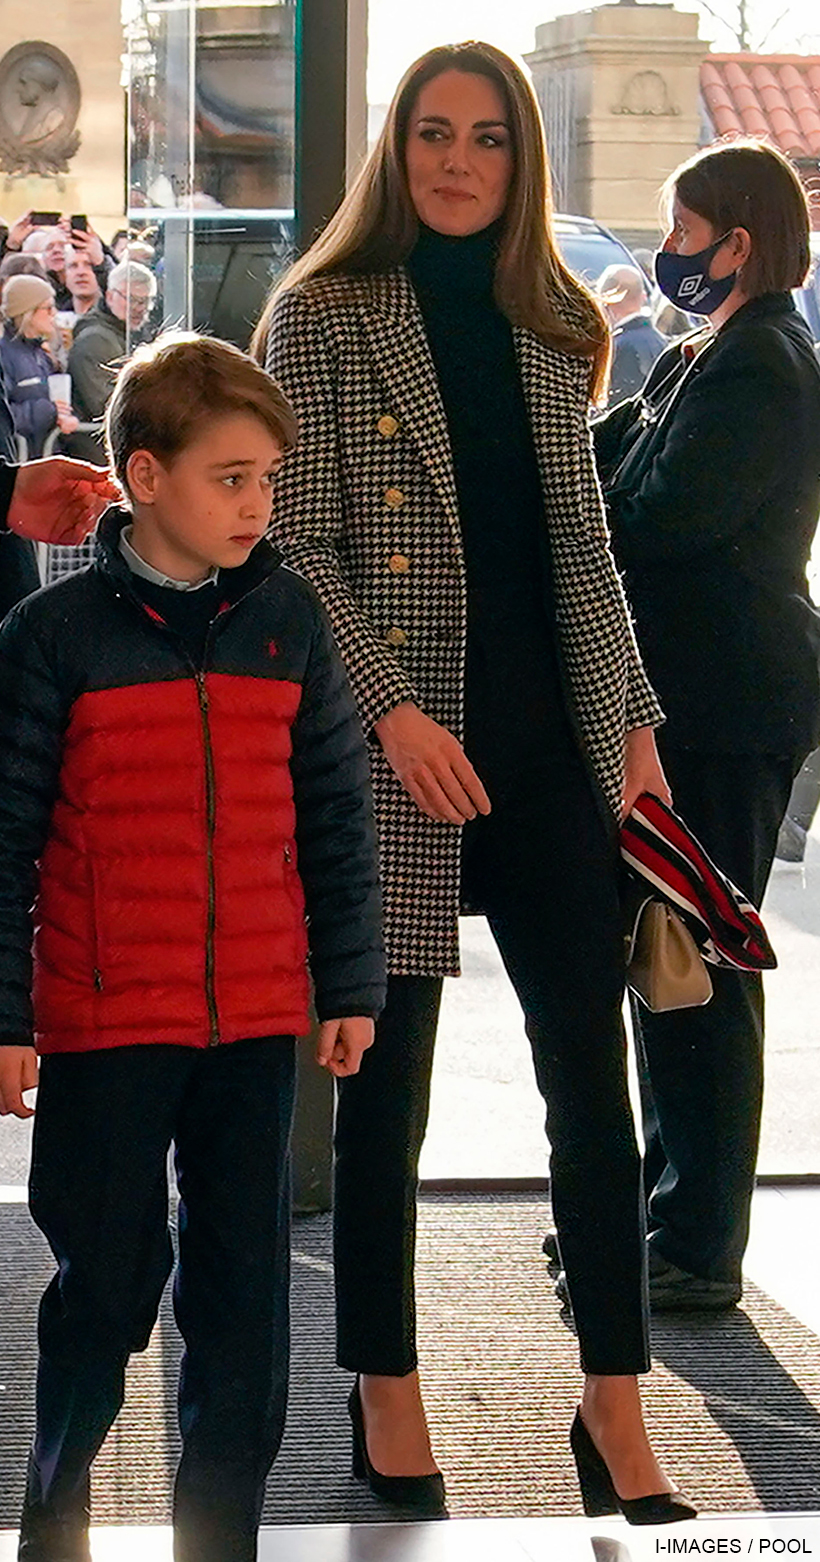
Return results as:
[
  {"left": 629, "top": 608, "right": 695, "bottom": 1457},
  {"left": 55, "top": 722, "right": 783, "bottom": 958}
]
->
[
  {"left": 0, "top": 599, "right": 67, "bottom": 1041},
  {"left": 289, "top": 598, "right": 387, "bottom": 1022}
]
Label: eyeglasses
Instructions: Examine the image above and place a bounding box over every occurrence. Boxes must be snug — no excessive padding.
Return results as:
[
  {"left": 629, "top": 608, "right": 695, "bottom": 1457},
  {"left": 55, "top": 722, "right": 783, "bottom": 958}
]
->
[{"left": 110, "top": 287, "right": 152, "bottom": 306}]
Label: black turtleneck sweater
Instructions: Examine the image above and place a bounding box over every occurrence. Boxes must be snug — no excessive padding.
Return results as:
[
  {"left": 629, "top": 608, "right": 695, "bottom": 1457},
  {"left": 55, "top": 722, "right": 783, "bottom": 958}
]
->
[{"left": 406, "top": 223, "right": 574, "bottom": 796}]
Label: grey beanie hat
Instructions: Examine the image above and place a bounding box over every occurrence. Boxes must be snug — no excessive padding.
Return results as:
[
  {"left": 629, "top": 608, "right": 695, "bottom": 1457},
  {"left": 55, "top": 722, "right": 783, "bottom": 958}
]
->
[{"left": 1, "top": 273, "right": 55, "bottom": 320}]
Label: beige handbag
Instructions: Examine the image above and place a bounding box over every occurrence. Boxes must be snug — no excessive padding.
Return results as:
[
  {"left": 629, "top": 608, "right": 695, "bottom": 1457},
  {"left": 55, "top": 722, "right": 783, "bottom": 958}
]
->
[{"left": 626, "top": 898, "right": 713, "bottom": 1013}]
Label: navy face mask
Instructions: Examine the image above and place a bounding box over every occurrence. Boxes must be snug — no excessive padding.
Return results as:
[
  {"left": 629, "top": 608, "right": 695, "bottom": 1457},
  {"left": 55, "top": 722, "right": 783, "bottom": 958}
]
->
[{"left": 654, "top": 232, "right": 738, "bottom": 316}]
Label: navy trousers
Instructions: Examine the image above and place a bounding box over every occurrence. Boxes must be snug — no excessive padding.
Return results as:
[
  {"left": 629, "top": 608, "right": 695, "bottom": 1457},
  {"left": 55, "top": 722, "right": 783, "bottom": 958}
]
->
[
  {"left": 25, "top": 1037, "right": 295, "bottom": 1562},
  {"left": 635, "top": 745, "right": 799, "bottom": 1284}
]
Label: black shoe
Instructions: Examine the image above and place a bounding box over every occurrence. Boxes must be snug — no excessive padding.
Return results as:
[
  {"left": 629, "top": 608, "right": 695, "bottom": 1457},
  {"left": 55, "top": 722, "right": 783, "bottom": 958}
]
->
[
  {"left": 556, "top": 1253, "right": 740, "bottom": 1314},
  {"left": 542, "top": 1230, "right": 561, "bottom": 1270},
  {"left": 348, "top": 1378, "right": 447, "bottom": 1515},
  {"left": 18, "top": 1513, "right": 91, "bottom": 1562},
  {"left": 554, "top": 1268, "right": 570, "bottom": 1307},
  {"left": 775, "top": 814, "right": 807, "bottom": 863},
  {"left": 648, "top": 1249, "right": 741, "bottom": 1312},
  {"left": 19, "top": 1457, "right": 91, "bottom": 1562},
  {"left": 570, "top": 1409, "right": 697, "bottom": 1525}
]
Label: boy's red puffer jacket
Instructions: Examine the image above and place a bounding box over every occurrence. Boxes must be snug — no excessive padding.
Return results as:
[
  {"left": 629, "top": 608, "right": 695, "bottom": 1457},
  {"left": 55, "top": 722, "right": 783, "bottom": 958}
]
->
[{"left": 0, "top": 507, "right": 385, "bottom": 1053}]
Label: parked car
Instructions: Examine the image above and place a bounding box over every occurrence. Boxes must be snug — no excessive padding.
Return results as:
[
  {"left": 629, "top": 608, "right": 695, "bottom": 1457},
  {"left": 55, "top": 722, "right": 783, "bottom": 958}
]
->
[
  {"left": 553, "top": 213, "right": 645, "bottom": 289},
  {"left": 135, "top": 209, "right": 647, "bottom": 351}
]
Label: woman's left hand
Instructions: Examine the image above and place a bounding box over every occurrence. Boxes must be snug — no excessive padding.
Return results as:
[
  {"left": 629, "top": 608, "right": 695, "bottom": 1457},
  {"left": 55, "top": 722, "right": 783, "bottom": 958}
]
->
[{"left": 622, "top": 725, "right": 672, "bottom": 821}]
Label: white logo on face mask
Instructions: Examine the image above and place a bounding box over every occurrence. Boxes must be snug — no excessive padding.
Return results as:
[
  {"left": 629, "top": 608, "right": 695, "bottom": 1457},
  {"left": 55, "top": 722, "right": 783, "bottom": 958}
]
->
[{"left": 679, "top": 273, "right": 705, "bottom": 299}]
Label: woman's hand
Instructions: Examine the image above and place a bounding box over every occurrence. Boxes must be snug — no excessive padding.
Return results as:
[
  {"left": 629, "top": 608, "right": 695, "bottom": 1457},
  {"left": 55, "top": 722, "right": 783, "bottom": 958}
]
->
[
  {"left": 622, "top": 725, "right": 672, "bottom": 821},
  {"left": 375, "top": 701, "right": 491, "bottom": 824}
]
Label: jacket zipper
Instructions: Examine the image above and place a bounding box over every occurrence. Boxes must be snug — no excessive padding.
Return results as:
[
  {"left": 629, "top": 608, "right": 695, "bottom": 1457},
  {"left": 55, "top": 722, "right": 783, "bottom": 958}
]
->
[
  {"left": 106, "top": 567, "right": 273, "bottom": 1045},
  {"left": 196, "top": 670, "right": 220, "bottom": 1045}
]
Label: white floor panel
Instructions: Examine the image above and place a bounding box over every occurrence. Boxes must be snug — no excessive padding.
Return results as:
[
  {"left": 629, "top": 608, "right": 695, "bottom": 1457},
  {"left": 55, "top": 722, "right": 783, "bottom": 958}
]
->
[{"left": 2, "top": 1514, "right": 819, "bottom": 1562}]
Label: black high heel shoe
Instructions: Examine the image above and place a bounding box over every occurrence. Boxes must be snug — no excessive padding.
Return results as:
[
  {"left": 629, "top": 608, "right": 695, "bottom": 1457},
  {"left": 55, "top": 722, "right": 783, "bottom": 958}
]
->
[
  {"left": 570, "top": 1409, "right": 697, "bottom": 1525},
  {"left": 348, "top": 1377, "right": 447, "bottom": 1515}
]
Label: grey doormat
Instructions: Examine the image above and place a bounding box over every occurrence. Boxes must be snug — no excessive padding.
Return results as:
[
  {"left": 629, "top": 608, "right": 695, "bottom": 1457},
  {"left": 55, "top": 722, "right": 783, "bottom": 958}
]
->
[{"left": 1, "top": 1194, "right": 819, "bottom": 1525}]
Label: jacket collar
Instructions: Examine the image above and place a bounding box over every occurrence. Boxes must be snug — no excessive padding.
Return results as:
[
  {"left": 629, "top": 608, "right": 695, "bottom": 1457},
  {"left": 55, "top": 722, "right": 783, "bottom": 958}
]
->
[
  {"left": 94, "top": 504, "right": 282, "bottom": 606},
  {"left": 716, "top": 290, "right": 795, "bottom": 337},
  {"left": 76, "top": 297, "right": 127, "bottom": 344}
]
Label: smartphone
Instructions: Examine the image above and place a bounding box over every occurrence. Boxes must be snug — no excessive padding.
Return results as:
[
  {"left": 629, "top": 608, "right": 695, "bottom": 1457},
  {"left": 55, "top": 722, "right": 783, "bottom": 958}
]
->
[
  {"left": 70, "top": 214, "right": 88, "bottom": 232},
  {"left": 30, "top": 210, "right": 61, "bottom": 226}
]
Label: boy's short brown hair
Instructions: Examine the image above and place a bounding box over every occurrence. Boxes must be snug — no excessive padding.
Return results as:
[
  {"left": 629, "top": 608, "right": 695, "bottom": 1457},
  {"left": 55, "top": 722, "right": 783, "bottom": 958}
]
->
[{"left": 106, "top": 331, "right": 298, "bottom": 493}]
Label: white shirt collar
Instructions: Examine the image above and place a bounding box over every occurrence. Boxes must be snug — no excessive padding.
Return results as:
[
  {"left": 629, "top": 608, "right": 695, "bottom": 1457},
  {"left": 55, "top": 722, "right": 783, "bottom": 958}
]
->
[{"left": 119, "top": 525, "right": 219, "bottom": 591}]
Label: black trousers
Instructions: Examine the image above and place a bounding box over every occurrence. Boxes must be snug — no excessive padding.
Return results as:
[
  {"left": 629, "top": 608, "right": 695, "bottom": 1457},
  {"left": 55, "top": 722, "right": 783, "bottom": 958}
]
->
[
  {"left": 25, "top": 1038, "right": 295, "bottom": 1562},
  {"left": 335, "top": 752, "right": 649, "bottom": 1378},
  {"left": 635, "top": 744, "right": 800, "bottom": 1284}
]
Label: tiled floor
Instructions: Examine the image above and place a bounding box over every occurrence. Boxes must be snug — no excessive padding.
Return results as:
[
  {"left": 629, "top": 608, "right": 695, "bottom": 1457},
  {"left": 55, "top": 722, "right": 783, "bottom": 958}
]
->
[{"left": 2, "top": 1513, "right": 819, "bottom": 1561}]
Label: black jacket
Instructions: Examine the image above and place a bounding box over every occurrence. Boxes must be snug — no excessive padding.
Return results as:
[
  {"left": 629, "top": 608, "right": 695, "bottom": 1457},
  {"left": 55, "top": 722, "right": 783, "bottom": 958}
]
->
[
  {"left": 595, "top": 293, "right": 820, "bottom": 754},
  {"left": 0, "top": 508, "right": 386, "bottom": 1045}
]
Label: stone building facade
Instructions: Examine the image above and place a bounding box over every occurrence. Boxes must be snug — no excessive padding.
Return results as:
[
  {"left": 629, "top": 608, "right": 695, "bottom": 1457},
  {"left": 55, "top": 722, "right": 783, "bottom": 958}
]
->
[
  {"left": 526, "top": 2, "right": 706, "bottom": 245},
  {"left": 0, "top": 4, "right": 125, "bottom": 238}
]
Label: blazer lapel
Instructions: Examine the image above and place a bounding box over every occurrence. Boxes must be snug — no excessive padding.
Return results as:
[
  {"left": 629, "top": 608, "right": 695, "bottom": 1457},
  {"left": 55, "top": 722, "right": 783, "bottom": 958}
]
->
[
  {"left": 359, "top": 271, "right": 461, "bottom": 543},
  {"left": 515, "top": 325, "right": 592, "bottom": 538}
]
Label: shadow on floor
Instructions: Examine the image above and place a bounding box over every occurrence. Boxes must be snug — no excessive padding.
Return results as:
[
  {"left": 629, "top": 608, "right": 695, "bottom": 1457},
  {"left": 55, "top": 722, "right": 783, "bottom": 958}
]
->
[{"left": 652, "top": 1304, "right": 820, "bottom": 1511}]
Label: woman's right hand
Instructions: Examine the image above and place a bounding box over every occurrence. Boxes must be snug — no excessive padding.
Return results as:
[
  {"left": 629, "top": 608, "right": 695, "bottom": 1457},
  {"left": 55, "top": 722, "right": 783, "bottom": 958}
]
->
[{"left": 374, "top": 701, "right": 491, "bottom": 824}]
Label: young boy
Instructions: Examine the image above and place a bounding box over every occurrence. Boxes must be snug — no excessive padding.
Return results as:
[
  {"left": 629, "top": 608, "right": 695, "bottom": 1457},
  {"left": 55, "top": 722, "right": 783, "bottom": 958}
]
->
[{"left": 0, "top": 334, "right": 386, "bottom": 1562}]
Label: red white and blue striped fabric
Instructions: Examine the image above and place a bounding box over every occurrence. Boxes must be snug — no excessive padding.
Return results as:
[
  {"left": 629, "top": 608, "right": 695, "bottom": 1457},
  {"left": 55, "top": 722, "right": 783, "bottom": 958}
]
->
[{"left": 621, "top": 793, "right": 777, "bottom": 972}]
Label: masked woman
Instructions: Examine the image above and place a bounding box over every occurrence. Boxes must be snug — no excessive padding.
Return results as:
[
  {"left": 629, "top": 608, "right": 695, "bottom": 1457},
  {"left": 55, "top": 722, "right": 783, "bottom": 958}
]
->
[
  {"left": 593, "top": 142, "right": 820, "bottom": 1313},
  {"left": 253, "top": 41, "right": 696, "bottom": 1524}
]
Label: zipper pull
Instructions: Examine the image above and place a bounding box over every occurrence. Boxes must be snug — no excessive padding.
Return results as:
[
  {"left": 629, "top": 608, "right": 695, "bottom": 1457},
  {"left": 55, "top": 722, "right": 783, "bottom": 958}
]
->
[{"left": 196, "top": 672, "right": 209, "bottom": 711}]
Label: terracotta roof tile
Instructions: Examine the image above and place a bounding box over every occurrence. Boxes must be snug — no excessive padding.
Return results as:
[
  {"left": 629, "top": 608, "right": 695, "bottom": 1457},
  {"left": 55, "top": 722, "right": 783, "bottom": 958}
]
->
[{"left": 701, "top": 55, "right": 820, "bottom": 159}]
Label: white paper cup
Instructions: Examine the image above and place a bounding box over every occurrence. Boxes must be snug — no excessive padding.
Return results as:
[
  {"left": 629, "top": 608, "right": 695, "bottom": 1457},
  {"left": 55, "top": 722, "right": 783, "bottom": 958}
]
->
[{"left": 47, "top": 373, "right": 72, "bottom": 405}]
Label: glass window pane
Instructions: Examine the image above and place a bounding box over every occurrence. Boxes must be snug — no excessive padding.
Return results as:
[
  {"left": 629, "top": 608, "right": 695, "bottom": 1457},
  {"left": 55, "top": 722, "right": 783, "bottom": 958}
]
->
[{"left": 122, "top": 0, "right": 295, "bottom": 349}]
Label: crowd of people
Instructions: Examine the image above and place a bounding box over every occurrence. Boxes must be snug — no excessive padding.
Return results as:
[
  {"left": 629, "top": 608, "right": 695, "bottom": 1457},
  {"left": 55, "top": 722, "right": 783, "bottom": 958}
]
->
[
  {"left": 0, "top": 213, "right": 159, "bottom": 463},
  {"left": 0, "top": 36, "right": 819, "bottom": 1562}
]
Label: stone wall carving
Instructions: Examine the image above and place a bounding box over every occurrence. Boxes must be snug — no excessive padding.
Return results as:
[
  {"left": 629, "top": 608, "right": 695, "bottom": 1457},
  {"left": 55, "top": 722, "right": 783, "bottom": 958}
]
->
[
  {"left": 613, "top": 69, "right": 678, "bottom": 117},
  {"left": 0, "top": 40, "right": 81, "bottom": 177}
]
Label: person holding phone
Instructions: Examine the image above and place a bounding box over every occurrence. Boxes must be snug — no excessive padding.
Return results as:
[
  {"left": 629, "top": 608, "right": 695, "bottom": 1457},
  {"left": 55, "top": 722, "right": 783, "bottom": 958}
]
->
[{"left": 5, "top": 214, "right": 113, "bottom": 311}]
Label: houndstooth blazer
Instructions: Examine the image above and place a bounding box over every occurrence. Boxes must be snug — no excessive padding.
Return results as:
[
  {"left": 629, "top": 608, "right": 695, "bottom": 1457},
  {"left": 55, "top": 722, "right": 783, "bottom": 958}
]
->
[{"left": 265, "top": 268, "right": 662, "bottom": 976}]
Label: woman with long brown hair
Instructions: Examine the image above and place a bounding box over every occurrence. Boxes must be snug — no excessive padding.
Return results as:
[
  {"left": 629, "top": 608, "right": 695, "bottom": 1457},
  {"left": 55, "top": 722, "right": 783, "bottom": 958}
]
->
[{"left": 253, "top": 41, "right": 695, "bottom": 1523}]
